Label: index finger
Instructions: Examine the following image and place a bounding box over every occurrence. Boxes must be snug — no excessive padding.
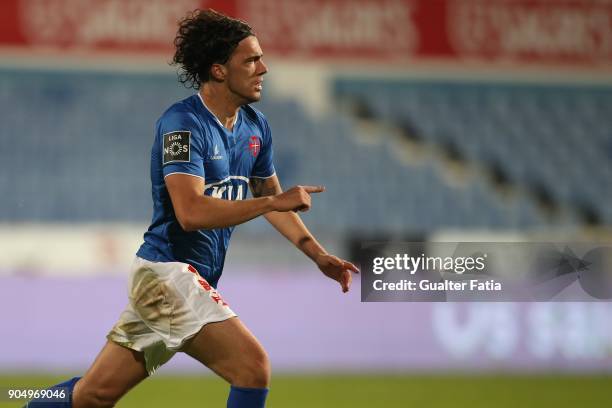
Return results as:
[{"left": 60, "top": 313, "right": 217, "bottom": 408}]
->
[
  {"left": 302, "top": 185, "right": 326, "bottom": 194},
  {"left": 344, "top": 261, "right": 360, "bottom": 274}
]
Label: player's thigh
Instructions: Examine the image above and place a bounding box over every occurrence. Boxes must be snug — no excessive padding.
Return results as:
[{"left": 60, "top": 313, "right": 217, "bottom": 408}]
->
[
  {"left": 181, "top": 316, "right": 270, "bottom": 387},
  {"left": 73, "top": 341, "right": 148, "bottom": 407}
]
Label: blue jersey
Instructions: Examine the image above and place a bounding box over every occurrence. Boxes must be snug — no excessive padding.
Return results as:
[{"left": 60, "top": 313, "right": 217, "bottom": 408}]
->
[{"left": 136, "top": 94, "right": 275, "bottom": 287}]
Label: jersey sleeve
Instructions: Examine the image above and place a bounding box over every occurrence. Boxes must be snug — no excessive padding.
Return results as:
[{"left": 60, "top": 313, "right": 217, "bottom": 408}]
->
[
  {"left": 251, "top": 115, "right": 275, "bottom": 178},
  {"left": 158, "top": 111, "right": 206, "bottom": 179}
]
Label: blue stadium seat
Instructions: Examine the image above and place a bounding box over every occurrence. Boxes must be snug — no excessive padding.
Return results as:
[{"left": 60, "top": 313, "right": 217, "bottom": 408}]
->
[{"left": 333, "top": 78, "right": 612, "bottom": 226}]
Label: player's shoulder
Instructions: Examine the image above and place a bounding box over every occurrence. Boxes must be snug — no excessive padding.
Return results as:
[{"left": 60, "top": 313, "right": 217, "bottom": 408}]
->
[{"left": 157, "top": 95, "right": 202, "bottom": 131}]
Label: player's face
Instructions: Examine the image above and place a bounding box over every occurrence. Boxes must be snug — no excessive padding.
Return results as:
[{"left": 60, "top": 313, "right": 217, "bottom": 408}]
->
[{"left": 225, "top": 36, "right": 267, "bottom": 104}]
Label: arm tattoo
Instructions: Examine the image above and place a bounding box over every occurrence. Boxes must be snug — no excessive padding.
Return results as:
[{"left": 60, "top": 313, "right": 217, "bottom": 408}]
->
[
  {"left": 249, "top": 177, "right": 281, "bottom": 198},
  {"left": 297, "top": 235, "right": 314, "bottom": 248}
]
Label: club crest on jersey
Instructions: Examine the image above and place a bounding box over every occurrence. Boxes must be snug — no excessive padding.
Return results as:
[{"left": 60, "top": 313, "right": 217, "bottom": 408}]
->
[
  {"left": 163, "top": 131, "right": 190, "bottom": 164},
  {"left": 248, "top": 136, "right": 260, "bottom": 157}
]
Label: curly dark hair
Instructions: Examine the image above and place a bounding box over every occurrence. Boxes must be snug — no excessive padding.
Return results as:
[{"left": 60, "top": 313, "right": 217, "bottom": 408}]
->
[{"left": 172, "top": 9, "right": 254, "bottom": 89}]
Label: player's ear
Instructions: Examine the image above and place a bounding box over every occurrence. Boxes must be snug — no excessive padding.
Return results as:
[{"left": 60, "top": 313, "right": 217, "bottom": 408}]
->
[{"left": 210, "top": 63, "right": 227, "bottom": 82}]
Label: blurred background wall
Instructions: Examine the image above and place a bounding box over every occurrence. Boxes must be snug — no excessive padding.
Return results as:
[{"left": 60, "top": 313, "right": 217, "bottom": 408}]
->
[{"left": 0, "top": 0, "right": 611, "bottom": 374}]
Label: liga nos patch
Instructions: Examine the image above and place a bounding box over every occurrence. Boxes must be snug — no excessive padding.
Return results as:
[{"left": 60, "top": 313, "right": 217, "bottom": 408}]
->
[{"left": 163, "top": 131, "right": 190, "bottom": 164}]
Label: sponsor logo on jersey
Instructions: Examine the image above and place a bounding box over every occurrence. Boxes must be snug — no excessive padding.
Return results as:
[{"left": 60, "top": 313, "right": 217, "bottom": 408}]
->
[
  {"left": 249, "top": 135, "right": 260, "bottom": 157},
  {"left": 210, "top": 184, "right": 245, "bottom": 201},
  {"left": 210, "top": 144, "right": 223, "bottom": 160},
  {"left": 162, "top": 131, "right": 190, "bottom": 164}
]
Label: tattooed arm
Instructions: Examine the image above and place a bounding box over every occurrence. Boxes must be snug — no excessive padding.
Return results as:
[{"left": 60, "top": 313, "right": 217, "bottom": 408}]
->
[
  {"left": 249, "top": 175, "right": 283, "bottom": 198},
  {"left": 250, "top": 175, "right": 359, "bottom": 292}
]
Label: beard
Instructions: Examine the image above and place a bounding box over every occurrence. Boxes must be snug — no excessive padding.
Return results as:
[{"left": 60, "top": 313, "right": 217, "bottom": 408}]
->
[{"left": 227, "top": 78, "right": 262, "bottom": 105}]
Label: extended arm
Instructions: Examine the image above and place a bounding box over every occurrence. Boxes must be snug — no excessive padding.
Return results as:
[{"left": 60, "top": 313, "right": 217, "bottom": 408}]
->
[
  {"left": 250, "top": 175, "right": 359, "bottom": 292},
  {"left": 165, "top": 174, "right": 321, "bottom": 231}
]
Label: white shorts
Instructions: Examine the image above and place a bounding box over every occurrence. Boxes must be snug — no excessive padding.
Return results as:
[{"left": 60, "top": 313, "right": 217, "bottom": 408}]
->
[{"left": 107, "top": 256, "right": 236, "bottom": 374}]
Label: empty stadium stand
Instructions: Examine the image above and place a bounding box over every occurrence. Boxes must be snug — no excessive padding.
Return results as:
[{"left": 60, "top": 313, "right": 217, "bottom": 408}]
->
[{"left": 2, "top": 69, "right": 609, "bottom": 233}]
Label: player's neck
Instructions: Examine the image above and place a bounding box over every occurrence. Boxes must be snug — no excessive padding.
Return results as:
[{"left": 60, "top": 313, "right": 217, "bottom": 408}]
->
[{"left": 199, "top": 87, "right": 240, "bottom": 131}]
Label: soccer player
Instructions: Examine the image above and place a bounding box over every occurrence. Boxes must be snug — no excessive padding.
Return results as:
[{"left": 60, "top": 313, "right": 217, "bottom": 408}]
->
[{"left": 27, "top": 9, "right": 358, "bottom": 408}]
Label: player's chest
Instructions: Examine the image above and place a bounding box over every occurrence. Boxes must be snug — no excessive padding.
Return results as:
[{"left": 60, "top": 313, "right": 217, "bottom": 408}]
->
[{"left": 203, "top": 131, "right": 262, "bottom": 180}]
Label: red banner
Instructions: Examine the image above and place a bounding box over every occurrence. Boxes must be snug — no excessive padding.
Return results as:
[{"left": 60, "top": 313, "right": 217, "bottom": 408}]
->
[
  {"left": 0, "top": 0, "right": 232, "bottom": 54},
  {"left": 441, "top": 0, "right": 612, "bottom": 66},
  {"left": 0, "top": 0, "right": 610, "bottom": 67}
]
